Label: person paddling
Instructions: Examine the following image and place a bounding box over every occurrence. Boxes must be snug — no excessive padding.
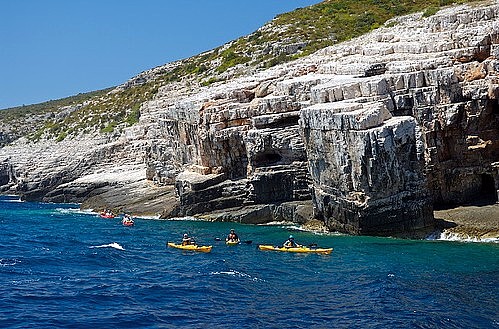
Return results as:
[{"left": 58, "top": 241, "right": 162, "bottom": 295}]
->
[
  {"left": 181, "top": 233, "right": 195, "bottom": 246},
  {"left": 122, "top": 213, "right": 134, "bottom": 226},
  {"left": 226, "top": 229, "right": 239, "bottom": 243},
  {"left": 283, "top": 235, "right": 301, "bottom": 248}
]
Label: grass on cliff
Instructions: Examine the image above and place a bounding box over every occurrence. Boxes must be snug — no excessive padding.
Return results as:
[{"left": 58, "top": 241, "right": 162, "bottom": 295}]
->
[
  {"left": 30, "top": 84, "right": 148, "bottom": 141},
  {"left": 5, "top": 0, "right": 482, "bottom": 143},
  {"left": 161, "top": 0, "right": 484, "bottom": 82},
  {"left": 0, "top": 89, "right": 111, "bottom": 144},
  {"left": 264, "top": 0, "right": 483, "bottom": 59},
  {"left": 0, "top": 89, "right": 110, "bottom": 121}
]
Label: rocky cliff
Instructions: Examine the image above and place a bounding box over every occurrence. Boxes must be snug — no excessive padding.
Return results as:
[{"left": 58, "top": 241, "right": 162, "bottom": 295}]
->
[{"left": 0, "top": 2, "right": 498, "bottom": 237}]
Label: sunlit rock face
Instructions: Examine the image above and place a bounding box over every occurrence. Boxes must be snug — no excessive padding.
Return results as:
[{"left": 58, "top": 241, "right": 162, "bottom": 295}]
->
[
  {"left": 0, "top": 3, "right": 498, "bottom": 236},
  {"left": 139, "top": 4, "right": 498, "bottom": 234}
]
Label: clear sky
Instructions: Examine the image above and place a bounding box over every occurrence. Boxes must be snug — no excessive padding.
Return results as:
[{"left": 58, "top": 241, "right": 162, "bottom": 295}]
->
[{"left": 0, "top": 0, "right": 322, "bottom": 109}]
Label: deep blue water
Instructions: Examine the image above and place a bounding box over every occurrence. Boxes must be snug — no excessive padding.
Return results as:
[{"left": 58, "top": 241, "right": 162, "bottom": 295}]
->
[{"left": 0, "top": 196, "right": 497, "bottom": 329}]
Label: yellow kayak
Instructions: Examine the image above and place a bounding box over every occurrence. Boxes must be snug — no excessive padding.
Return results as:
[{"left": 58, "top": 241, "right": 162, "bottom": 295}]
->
[
  {"left": 167, "top": 242, "right": 212, "bottom": 253},
  {"left": 258, "top": 245, "right": 333, "bottom": 254},
  {"left": 226, "top": 239, "right": 240, "bottom": 246}
]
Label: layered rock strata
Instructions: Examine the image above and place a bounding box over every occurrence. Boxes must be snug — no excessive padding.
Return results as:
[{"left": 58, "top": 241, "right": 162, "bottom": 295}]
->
[
  {"left": 0, "top": 3, "right": 498, "bottom": 236},
  {"left": 0, "top": 130, "right": 148, "bottom": 204},
  {"left": 138, "top": 4, "right": 498, "bottom": 234}
]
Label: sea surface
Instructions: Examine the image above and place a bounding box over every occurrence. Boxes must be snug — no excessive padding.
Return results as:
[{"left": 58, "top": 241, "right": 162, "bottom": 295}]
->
[{"left": 0, "top": 195, "right": 497, "bottom": 329}]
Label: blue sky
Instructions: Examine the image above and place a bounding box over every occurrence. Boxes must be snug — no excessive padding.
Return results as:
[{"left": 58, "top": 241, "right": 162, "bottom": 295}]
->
[{"left": 0, "top": 0, "right": 321, "bottom": 109}]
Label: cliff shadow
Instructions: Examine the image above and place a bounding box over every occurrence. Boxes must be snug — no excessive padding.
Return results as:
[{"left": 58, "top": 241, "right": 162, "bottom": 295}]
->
[
  {"left": 433, "top": 173, "right": 498, "bottom": 210},
  {"left": 434, "top": 217, "right": 458, "bottom": 230}
]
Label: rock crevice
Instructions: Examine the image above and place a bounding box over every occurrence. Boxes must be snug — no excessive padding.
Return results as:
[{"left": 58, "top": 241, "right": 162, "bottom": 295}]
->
[{"left": 1, "top": 3, "right": 498, "bottom": 236}]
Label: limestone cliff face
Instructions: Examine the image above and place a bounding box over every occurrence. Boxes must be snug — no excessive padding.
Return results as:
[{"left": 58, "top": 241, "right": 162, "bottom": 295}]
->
[
  {"left": 0, "top": 3, "right": 498, "bottom": 236},
  {"left": 135, "top": 4, "right": 498, "bottom": 235},
  {"left": 298, "top": 5, "right": 499, "bottom": 234},
  {"left": 0, "top": 130, "right": 147, "bottom": 203},
  {"left": 140, "top": 73, "right": 312, "bottom": 217}
]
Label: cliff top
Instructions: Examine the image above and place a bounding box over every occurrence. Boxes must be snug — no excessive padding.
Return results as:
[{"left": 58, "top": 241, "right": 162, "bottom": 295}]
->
[{"left": 0, "top": 0, "right": 486, "bottom": 146}]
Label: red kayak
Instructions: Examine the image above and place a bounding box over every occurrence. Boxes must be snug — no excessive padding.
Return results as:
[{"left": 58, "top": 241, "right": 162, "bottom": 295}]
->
[
  {"left": 100, "top": 213, "right": 115, "bottom": 219},
  {"left": 122, "top": 217, "right": 134, "bottom": 226}
]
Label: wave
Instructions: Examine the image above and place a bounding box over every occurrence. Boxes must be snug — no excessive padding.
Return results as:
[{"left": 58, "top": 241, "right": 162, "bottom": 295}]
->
[
  {"left": 426, "top": 230, "right": 499, "bottom": 243},
  {"left": 55, "top": 207, "right": 94, "bottom": 216},
  {"left": 133, "top": 214, "right": 160, "bottom": 220},
  {"left": 0, "top": 258, "right": 21, "bottom": 266},
  {"left": 257, "top": 221, "right": 295, "bottom": 226},
  {"left": 89, "top": 242, "right": 125, "bottom": 250},
  {"left": 209, "top": 269, "right": 264, "bottom": 282},
  {"left": 161, "top": 216, "right": 203, "bottom": 221},
  {"left": 0, "top": 196, "right": 23, "bottom": 203},
  {"left": 312, "top": 231, "right": 347, "bottom": 237},
  {"left": 284, "top": 224, "right": 319, "bottom": 232},
  {"left": 269, "top": 223, "right": 345, "bottom": 236}
]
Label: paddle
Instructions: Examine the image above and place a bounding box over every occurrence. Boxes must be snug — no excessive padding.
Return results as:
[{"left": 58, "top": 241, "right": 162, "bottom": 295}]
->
[
  {"left": 279, "top": 243, "right": 317, "bottom": 249},
  {"left": 215, "top": 237, "right": 252, "bottom": 244}
]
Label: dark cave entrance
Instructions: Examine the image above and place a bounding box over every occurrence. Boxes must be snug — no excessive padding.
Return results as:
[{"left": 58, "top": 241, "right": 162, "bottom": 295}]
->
[
  {"left": 477, "top": 174, "right": 498, "bottom": 204},
  {"left": 254, "top": 152, "right": 282, "bottom": 167}
]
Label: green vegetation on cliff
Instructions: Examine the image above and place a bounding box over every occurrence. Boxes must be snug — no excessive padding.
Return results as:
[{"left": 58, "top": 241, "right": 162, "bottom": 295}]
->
[
  {"left": 0, "top": 89, "right": 110, "bottom": 122},
  {"left": 1, "top": 0, "right": 482, "bottom": 143},
  {"left": 0, "top": 89, "right": 111, "bottom": 145},
  {"left": 200, "top": 0, "right": 482, "bottom": 73}
]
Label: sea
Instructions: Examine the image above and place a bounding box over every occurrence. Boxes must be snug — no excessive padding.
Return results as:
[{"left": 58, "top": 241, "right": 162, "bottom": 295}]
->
[{"left": 0, "top": 195, "right": 497, "bottom": 329}]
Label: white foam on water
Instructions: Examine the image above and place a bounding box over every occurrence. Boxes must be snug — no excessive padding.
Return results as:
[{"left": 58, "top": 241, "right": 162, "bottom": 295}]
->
[
  {"left": 55, "top": 207, "right": 94, "bottom": 215},
  {"left": 257, "top": 221, "right": 294, "bottom": 226},
  {"left": 285, "top": 225, "right": 309, "bottom": 231},
  {"left": 209, "top": 269, "right": 264, "bottom": 282},
  {"left": 134, "top": 214, "right": 160, "bottom": 220},
  {"left": 0, "top": 258, "right": 21, "bottom": 267},
  {"left": 426, "top": 230, "right": 499, "bottom": 244},
  {"left": 161, "top": 216, "right": 203, "bottom": 221},
  {"left": 257, "top": 222, "right": 342, "bottom": 235},
  {"left": 10, "top": 278, "right": 40, "bottom": 285},
  {"left": 312, "top": 231, "right": 346, "bottom": 236},
  {"left": 3, "top": 197, "right": 23, "bottom": 203},
  {"left": 89, "top": 242, "right": 125, "bottom": 250}
]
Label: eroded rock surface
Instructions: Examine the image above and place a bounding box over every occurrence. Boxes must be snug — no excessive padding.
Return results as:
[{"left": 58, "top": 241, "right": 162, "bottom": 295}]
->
[
  {"left": 0, "top": 3, "right": 498, "bottom": 236},
  {"left": 140, "top": 4, "right": 499, "bottom": 235}
]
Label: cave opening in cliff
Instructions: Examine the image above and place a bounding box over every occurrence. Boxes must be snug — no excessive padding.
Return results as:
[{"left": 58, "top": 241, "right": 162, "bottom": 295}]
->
[
  {"left": 489, "top": 99, "right": 499, "bottom": 115},
  {"left": 254, "top": 152, "right": 282, "bottom": 167},
  {"left": 262, "top": 115, "right": 300, "bottom": 129},
  {"left": 476, "top": 173, "right": 498, "bottom": 204}
]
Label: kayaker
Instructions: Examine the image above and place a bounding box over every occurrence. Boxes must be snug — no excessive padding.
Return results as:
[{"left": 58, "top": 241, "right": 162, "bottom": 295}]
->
[
  {"left": 181, "top": 233, "right": 194, "bottom": 246},
  {"left": 283, "top": 235, "right": 301, "bottom": 248},
  {"left": 122, "top": 214, "right": 134, "bottom": 225},
  {"left": 226, "top": 229, "right": 239, "bottom": 242}
]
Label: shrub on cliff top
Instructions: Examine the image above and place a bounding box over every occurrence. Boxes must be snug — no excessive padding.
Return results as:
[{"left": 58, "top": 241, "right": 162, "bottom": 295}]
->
[
  {"left": 270, "top": 0, "right": 482, "bottom": 59},
  {"left": 10, "top": 0, "right": 483, "bottom": 143}
]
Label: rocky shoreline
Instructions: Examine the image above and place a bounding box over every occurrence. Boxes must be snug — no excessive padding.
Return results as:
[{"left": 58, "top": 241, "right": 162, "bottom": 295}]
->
[
  {"left": 433, "top": 203, "right": 499, "bottom": 242},
  {"left": 78, "top": 181, "right": 498, "bottom": 242},
  {"left": 1, "top": 3, "right": 498, "bottom": 239}
]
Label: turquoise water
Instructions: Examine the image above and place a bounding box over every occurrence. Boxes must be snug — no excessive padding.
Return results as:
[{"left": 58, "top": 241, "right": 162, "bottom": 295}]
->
[{"left": 0, "top": 196, "right": 497, "bottom": 328}]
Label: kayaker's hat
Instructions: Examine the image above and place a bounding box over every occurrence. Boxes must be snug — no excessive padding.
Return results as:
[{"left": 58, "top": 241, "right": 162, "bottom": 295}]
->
[
  {"left": 183, "top": 233, "right": 188, "bottom": 238},
  {"left": 289, "top": 235, "right": 294, "bottom": 239},
  {"left": 230, "top": 229, "right": 235, "bottom": 232}
]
